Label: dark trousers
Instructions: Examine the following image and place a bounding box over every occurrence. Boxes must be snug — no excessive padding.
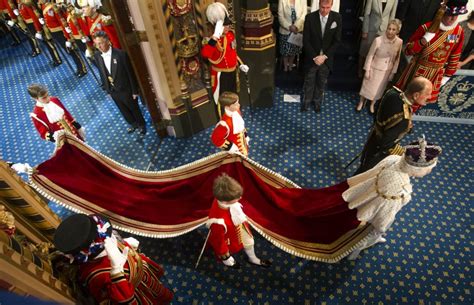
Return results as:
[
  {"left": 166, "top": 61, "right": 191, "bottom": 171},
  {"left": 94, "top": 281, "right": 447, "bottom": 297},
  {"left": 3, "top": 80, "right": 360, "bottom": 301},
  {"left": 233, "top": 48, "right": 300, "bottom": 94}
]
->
[
  {"left": 354, "top": 130, "right": 388, "bottom": 175},
  {"left": 219, "top": 70, "right": 237, "bottom": 93},
  {"left": 27, "top": 24, "right": 61, "bottom": 64},
  {"left": 110, "top": 92, "right": 146, "bottom": 128},
  {"left": 303, "top": 63, "right": 330, "bottom": 110},
  {"left": 51, "top": 31, "right": 86, "bottom": 73},
  {"left": 23, "top": 23, "right": 41, "bottom": 55}
]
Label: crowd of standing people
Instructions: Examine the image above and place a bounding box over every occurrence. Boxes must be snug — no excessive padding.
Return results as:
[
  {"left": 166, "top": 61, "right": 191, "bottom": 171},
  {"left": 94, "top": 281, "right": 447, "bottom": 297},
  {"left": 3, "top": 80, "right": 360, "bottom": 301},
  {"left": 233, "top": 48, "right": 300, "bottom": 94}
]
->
[{"left": 2, "top": 1, "right": 467, "bottom": 304}]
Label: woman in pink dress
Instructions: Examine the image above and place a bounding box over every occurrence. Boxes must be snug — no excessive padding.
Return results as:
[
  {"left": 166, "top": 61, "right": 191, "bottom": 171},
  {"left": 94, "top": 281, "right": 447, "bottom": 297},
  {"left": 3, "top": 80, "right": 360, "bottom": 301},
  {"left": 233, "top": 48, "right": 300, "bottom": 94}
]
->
[{"left": 357, "top": 19, "right": 403, "bottom": 113}]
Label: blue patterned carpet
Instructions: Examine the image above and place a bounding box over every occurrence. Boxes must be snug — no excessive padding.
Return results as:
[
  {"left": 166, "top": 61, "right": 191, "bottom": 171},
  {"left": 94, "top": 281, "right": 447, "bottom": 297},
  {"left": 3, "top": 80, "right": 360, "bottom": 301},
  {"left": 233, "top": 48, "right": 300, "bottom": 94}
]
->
[{"left": 1, "top": 37, "right": 473, "bottom": 304}]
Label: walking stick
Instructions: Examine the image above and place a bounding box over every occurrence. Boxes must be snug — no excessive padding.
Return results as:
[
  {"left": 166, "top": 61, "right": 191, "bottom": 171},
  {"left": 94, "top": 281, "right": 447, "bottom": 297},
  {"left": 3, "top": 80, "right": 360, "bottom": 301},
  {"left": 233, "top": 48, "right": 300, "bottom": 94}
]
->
[
  {"left": 245, "top": 71, "right": 252, "bottom": 110},
  {"left": 344, "top": 150, "right": 363, "bottom": 169},
  {"left": 195, "top": 229, "right": 211, "bottom": 269}
]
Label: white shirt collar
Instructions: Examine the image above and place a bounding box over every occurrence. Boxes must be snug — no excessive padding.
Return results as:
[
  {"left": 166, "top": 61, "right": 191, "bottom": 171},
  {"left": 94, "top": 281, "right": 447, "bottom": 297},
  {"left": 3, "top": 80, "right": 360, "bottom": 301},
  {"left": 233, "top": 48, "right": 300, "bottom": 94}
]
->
[{"left": 101, "top": 47, "right": 112, "bottom": 57}]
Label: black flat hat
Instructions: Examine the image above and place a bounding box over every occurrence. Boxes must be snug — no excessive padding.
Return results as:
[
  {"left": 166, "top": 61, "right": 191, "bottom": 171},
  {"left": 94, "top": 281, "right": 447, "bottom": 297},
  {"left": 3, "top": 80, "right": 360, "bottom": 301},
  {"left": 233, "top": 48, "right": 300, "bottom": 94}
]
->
[
  {"left": 53, "top": 214, "right": 99, "bottom": 255},
  {"left": 445, "top": 0, "right": 468, "bottom": 16}
]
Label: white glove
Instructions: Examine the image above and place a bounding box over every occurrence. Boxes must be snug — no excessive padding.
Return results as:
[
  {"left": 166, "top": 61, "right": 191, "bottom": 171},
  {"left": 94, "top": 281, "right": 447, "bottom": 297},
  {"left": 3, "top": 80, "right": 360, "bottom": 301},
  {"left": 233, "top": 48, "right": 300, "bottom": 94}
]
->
[
  {"left": 85, "top": 48, "right": 93, "bottom": 58},
  {"left": 78, "top": 126, "right": 86, "bottom": 140},
  {"left": 53, "top": 131, "right": 60, "bottom": 142},
  {"left": 65, "top": 26, "right": 72, "bottom": 34},
  {"left": 228, "top": 143, "right": 240, "bottom": 154},
  {"left": 104, "top": 237, "right": 129, "bottom": 275},
  {"left": 213, "top": 20, "right": 224, "bottom": 38},
  {"left": 123, "top": 237, "right": 139, "bottom": 250},
  {"left": 35, "top": 32, "right": 43, "bottom": 40},
  {"left": 422, "top": 32, "right": 436, "bottom": 43},
  {"left": 13, "top": 9, "right": 19, "bottom": 16},
  {"left": 239, "top": 64, "right": 249, "bottom": 73},
  {"left": 11, "top": 163, "right": 32, "bottom": 174},
  {"left": 441, "top": 76, "right": 450, "bottom": 86},
  {"left": 7, "top": 20, "right": 15, "bottom": 27},
  {"left": 222, "top": 256, "right": 236, "bottom": 266},
  {"left": 38, "top": 18, "right": 45, "bottom": 25},
  {"left": 65, "top": 41, "right": 72, "bottom": 48},
  {"left": 81, "top": 36, "right": 90, "bottom": 43},
  {"left": 245, "top": 136, "right": 250, "bottom": 146}
]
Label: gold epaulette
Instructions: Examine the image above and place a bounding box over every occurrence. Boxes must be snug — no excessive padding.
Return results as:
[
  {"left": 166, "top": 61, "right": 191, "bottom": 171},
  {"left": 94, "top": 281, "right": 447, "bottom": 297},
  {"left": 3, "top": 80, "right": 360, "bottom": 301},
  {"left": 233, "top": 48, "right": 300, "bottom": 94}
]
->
[
  {"left": 388, "top": 144, "right": 405, "bottom": 156},
  {"left": 403, "top": 103, "right": 411, "bottom": 120}
]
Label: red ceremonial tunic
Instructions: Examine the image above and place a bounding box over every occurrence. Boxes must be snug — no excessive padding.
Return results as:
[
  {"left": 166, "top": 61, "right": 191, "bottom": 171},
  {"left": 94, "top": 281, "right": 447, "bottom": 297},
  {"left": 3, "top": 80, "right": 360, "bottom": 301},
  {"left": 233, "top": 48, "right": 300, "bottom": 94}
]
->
[
  {"left": 207, "top": 199, "right": 252, "bottom": 259},
  {"left": 396, "top": 21, "right": 464, "bottom": 107},
  {"left": 83, "top": 13, "right": 121, "bottom": 48},
  {"left": 30, "top": 97, "right": 82, "bottom": 141},
  {"left": 201, "top": 30, "right": 238, "bottom": 92},
  {"left": 210, "top": 110, "right": 248, "bottom": 156},
  {"left": 0, "top": 0, "right": 10, "bottom": 13},
  {"left": 41, "top": 3, "right": 71, "bottom": 38},
  {"left": 78, "top": 243, "right": 173, "bottom": 305},
  {"left": 15, "top": 0, "right": 42, "bottom": 31},
  {"left": 67, "top": 12, "right": 86, "bottom": 40}
]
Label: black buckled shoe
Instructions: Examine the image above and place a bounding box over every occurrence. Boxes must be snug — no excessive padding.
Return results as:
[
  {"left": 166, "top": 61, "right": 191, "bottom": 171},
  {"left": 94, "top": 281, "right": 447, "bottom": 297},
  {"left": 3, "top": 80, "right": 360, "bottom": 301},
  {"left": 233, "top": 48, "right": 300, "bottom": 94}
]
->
[
  {"left": 247, "top": 259, "right": 272, "bottom": 268},
  {"left": 76, "top": 70, "right": 87, "bottom": 78}
]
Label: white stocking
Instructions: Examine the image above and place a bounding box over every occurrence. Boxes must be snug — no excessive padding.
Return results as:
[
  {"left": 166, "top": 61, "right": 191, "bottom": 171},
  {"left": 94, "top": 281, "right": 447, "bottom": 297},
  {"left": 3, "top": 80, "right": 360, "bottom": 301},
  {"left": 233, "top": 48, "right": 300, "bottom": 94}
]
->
[{"left": 244, "top": 246, "right": 261, "bottom": 264}]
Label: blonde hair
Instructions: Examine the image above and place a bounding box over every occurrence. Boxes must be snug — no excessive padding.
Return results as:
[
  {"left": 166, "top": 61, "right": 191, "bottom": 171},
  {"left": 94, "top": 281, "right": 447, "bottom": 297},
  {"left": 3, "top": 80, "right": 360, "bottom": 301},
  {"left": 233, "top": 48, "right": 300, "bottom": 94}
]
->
[
  {"left": 218, "top": 91, "right": 239, "bottom": 107},
  {"left": 212, "top": 173, "right": 243, "bottom": 202},
  {"left": 388, "top": 19, "right": 402, "bottom": 33}
]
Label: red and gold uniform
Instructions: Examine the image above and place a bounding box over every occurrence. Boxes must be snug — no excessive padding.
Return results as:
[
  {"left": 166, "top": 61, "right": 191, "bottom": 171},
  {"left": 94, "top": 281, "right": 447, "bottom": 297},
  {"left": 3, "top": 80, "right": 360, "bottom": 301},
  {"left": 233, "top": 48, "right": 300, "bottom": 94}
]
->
[
  {"left": 14, "top": 0, "right": 42, "bottom": 31},
  {"left": 78, "top": 242, "right": 173, "bottom": 305},
  {"left": 201, "top": 30, "right": 239, "bottom": 93},
  {"left": 396, "top": 21, "right": 464, "bottom": 109},
  {"left": 40, "top": 2, "right": 69, "bottom": 37},
  {"left": 211, "top": 109, "right": 248, "bottom": 156},
  {"left": 66, "top": 8, "right": 86, "bottom": 40},
  {"left": 1, "top": 0, "right": 13, "bottom": 15},
  {"left": 30, "top": 97, "right": 83, "bottom": 141},
  {"left": 83, "top": 12, "right": 121, "bottom": 48},
  {"left": 207, "top": 199, "right": 253, "bottom": 259}
]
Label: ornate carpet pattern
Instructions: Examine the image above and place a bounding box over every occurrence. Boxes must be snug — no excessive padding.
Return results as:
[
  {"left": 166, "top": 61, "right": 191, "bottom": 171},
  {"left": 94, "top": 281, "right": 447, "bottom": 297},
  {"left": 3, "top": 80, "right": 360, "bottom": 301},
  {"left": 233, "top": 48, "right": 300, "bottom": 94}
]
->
[
  {"left": 416, "top": 72, "right": 474, "bottom": 124},
  {"left": 0, "top": 37, "right": 472, "bottom": 304}
]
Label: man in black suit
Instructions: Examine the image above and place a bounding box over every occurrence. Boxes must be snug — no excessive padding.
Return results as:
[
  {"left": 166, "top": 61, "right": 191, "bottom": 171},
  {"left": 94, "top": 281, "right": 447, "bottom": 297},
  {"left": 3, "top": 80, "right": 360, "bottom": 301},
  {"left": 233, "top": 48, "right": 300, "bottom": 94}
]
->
[
  {"left": 302, "top": 0, "right": 342, "bottom": 113},
  {"left": 92, "top": 31, "right": 146, "bottom": 134}
]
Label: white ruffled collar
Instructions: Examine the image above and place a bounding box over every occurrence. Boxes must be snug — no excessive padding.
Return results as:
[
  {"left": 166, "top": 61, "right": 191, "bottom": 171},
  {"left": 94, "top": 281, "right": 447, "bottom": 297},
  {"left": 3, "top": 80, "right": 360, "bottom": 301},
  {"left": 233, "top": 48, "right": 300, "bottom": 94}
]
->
[
  {"left": 217, "top": 200, "right": 247, "bottom": 226},
  {"left": 225, "top": 108, "right": 245, "bottom": 134},
  {"left": 38, "top": 100, "right": 65, "bottom": 123},
  {"left": 440, "top": 21, "right": 459, "bottom": 32}
]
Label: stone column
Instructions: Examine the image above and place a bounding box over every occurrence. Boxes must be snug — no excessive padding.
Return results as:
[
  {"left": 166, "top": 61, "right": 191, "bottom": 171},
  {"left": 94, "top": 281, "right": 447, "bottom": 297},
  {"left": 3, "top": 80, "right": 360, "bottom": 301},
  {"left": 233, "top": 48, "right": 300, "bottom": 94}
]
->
[{"left": 235, "top": 0, "right": 276, "bottom": 108}]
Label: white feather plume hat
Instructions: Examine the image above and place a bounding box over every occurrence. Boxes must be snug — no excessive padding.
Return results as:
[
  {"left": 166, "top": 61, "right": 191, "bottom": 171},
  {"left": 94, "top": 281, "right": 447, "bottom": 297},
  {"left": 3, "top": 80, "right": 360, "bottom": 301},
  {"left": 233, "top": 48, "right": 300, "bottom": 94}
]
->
[{"left": 206, "top": 2, "right": 229, "bottom": 25}]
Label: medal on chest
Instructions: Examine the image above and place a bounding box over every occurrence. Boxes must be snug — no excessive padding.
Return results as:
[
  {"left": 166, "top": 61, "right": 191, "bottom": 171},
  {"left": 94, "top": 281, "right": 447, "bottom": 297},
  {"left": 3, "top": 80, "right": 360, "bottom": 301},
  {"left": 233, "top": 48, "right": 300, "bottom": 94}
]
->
[{"left": 446, "top": 34, "right": 458, "bottom": 44}]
